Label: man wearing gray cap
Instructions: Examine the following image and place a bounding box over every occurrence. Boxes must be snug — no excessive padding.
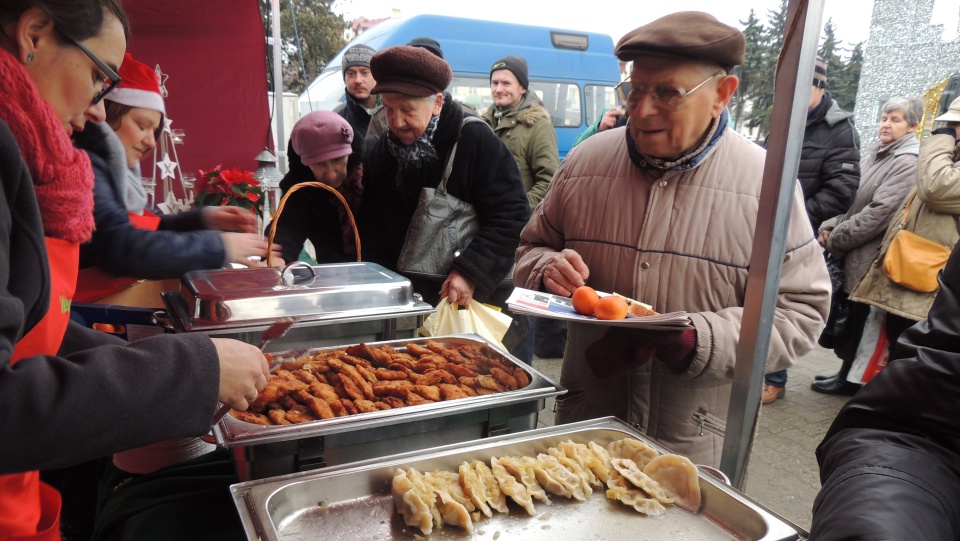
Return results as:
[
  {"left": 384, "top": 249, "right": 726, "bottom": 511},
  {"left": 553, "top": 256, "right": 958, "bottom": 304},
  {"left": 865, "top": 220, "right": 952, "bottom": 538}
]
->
[
  {"left": 515, "top": 11, "right": 830, "bottom": 466},
  {"left": 334, "top": 43, "right": 377, "bottom": 139}
]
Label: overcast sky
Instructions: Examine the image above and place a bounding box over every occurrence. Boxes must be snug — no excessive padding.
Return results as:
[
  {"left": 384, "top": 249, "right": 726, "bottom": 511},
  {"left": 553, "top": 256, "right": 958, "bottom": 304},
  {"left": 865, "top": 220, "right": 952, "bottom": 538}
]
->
[
  {"left": 332, "top": 0, "right": 960, "bottom": 59},
  {"left": 332, "top": 0, "right": 892, "bottom": 51}
]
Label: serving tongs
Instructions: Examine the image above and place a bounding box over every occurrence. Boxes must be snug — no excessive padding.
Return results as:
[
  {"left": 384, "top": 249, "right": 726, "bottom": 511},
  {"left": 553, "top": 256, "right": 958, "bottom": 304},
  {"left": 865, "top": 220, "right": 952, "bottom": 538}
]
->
[{"left": 210, "top": 317, "right": 299, "bottom": 424}]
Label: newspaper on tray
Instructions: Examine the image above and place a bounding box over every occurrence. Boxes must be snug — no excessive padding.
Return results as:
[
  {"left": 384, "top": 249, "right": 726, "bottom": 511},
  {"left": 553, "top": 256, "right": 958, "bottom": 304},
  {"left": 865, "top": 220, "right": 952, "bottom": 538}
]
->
[{"left": 507, "top": 287, "right": 693, "bottom": 330}]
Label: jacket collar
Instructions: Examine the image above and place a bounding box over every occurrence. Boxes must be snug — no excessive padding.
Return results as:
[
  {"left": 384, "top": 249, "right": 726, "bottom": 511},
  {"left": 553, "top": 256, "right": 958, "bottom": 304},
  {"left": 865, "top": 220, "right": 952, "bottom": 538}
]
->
[{"left": 626, "top": 108, "right": 729, "bottom": 172}]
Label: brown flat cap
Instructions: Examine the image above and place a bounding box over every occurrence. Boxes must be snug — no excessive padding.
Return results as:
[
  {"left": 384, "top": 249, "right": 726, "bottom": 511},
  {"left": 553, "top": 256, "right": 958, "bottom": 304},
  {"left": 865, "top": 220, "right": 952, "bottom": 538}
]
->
[
  {"left": 615, "top": 11, "right": 745, "bottom": 71},
  {"left": 370, "top": 45, "right": 452, "bottom": 97}
]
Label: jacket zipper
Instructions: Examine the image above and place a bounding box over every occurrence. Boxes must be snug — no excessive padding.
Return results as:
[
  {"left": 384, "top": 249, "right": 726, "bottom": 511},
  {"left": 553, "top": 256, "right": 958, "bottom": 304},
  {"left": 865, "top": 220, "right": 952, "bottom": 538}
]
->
[{"left": 692, "top": 407, "right": 726, "bottom": 437}]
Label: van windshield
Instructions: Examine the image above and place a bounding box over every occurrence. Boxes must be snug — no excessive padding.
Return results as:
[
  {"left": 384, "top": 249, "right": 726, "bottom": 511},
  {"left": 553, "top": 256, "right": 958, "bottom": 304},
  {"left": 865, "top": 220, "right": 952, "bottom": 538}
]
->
[{"left": 299, "top": 69, "right": 346, "bottom": 115}]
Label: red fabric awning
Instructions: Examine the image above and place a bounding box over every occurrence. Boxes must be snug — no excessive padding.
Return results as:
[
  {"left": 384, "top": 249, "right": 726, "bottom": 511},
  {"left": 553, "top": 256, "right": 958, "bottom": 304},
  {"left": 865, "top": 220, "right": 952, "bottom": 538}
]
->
[{"left": 122, "top": 0, "right": 272, "bottom": 192}]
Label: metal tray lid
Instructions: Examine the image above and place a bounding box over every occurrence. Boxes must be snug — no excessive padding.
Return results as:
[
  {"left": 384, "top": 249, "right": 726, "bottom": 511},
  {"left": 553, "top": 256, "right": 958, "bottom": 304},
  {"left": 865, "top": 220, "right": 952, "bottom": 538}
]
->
[{"left": 168, "top": 261, "right": 431, "bottom": 331}]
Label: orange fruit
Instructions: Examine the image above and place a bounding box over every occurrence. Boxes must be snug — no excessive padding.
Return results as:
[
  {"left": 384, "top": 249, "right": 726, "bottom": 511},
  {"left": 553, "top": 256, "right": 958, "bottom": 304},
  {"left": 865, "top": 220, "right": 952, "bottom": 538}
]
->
[
  {"left": 572, "top": 286, "right": 600, "bottom": 316},
  {"left": 595, "top": 295, "right": 629, "bottom": 320}
]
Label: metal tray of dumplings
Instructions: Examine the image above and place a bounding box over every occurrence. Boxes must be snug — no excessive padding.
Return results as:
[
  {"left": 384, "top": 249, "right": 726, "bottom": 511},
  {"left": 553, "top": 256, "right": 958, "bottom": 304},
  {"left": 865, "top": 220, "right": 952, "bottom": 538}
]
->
[{"left": 231, "top": 417, "right": 805, "bottom": 541}]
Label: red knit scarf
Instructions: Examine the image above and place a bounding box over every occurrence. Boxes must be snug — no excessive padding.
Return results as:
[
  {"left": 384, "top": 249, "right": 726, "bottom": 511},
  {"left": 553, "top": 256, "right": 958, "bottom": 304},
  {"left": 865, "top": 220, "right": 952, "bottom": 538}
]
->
[{"left": 0, "top": 48, "right": 95, "bottom": 243}]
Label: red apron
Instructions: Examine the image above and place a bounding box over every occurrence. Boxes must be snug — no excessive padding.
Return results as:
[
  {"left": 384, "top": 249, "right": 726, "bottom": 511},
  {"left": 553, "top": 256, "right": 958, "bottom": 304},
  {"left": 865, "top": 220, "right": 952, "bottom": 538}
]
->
[
  {"left": 74, "top": 210, "right": 161, "bottom": 303},
  {"left": 1, "top": 237, "right": 80, "bottom": 541}
]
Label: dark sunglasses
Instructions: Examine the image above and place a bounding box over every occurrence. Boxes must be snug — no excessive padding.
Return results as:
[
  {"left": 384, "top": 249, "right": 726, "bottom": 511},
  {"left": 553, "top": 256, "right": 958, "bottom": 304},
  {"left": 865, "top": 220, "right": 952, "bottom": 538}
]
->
[{"left": 68, "top": 37, "right": 121, "bottom": 105}]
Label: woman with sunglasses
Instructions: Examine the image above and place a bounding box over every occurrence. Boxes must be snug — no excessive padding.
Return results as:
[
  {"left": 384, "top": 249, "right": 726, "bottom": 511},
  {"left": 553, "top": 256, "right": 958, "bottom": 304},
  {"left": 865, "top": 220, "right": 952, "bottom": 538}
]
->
[
  {"left": 72, "top": 52, "right": 278, "bottom": 304},
  {"left": 0, "top": 2, "right": 269, "bottom": 539}
]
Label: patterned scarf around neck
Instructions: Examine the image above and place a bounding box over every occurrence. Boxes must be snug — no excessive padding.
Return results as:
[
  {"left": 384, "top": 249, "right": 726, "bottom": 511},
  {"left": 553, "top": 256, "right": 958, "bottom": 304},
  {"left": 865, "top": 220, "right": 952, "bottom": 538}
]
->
[
  {"left": 0, "top": 48, "right": 95, "bottom": 243},
  {"left": 385, "top": 114, "right": 441, "bottom": 182}
]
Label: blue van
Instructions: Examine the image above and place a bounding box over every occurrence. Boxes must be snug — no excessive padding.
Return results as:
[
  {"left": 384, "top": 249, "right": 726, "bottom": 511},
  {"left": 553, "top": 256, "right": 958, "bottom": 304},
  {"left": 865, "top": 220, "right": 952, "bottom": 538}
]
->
[{"left": 299, "top": 14, "right": 622, "bottom": 159}]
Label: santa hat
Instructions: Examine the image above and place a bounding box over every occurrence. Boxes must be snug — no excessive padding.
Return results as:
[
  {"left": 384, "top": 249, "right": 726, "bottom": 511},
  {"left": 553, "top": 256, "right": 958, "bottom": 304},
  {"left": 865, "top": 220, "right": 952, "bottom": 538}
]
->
[{"left": 106, "top": 53, "right": 166, "bottom": 114}]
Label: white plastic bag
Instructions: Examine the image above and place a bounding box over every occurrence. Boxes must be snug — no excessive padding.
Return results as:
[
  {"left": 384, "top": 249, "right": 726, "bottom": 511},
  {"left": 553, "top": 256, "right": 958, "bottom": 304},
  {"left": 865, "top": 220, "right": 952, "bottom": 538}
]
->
[
  {"left": 420, "top": 298, "right": 512, "bottom": 348},
  {"left": 847, "top": 306, "right": 889, "bottom": 384}
]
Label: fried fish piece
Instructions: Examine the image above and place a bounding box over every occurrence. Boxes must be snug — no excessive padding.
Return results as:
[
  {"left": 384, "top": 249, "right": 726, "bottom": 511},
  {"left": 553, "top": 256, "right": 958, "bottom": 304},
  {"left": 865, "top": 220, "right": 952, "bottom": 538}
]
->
[
  {"left": 251, "top": 369, "right": 308, "bottom": 408},
  {"left": 329, "top": 357, "right": 375, "bottom": 400},
  {"left": 442, "top": 362, "right": 478, "bottom": 379},
  {"left": 438, "top": 383, "right": 469, "bottom": 400},
  {"left": 230, "top": 410, "right": 271, "bottom": 425},
  {"left": 345, "top": 343, "right": 393, "bottom": 368},
  {"left": 373, "top": 368, "right": 409, "bottom": 381},
  {"left": 292, "top": 389, "right": 335, "bottom": 420},
  {"left": 372, "top": 379, "right": 415, "bottom": 398},
  {"left": 405, "top": 393, "right": 434, "bottom": 406},
  {"left": 341, "top": 398, "right": 359, "bottom": 415},
  {"left": 353, "top": 399, "right": 380, "bottom": 414},
  {"left": 490, "top": 367, "right": 518, "bottom": 390},
  {"left": 308, "top": 382, "right": 347, "bottom": 417},
  {"left": 413, "top": 385, "right": 441, "bottom": 402},
  {"left": 267, "top": 409, "right": 293, "bottom": 425},
  {"left": 283, "top": 404, "right": 318, "bottom": 424},
  {"left": 404, "top": 343, "right": 433, "bottom": 357},
  {"left": 513, "top": 366, "right": 531, "bottom": 388},
  {"left": 380, "top": 396, "right": 406, "bottom": 409},
  {"left": 354, "top": 363, "right": 378, "bottom": 384}
]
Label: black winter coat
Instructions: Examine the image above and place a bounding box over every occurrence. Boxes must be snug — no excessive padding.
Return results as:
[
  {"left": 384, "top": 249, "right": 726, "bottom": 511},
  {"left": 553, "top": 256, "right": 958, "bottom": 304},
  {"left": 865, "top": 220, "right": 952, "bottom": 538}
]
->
[
  {"left": 799, "top": 96, "right": 861, "bottom": 231},
  {"left": 810, "top": 243, "right": 960, "bottom": 540},
  {"left": 333, "top": 90, "right": 372, "bottom": 141},
  {"left": 73, "top": 123, "right": 225, "bottom": 279},
  {"left": 0, "top": 119, "right": 220, "bottom": 474},
  {"left": 359, "top": 94, "right": 529, "bottom": 300}
]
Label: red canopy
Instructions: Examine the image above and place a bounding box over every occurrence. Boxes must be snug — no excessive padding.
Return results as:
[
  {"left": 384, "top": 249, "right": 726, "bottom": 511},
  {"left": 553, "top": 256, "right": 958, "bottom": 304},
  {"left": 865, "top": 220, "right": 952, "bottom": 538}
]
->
[{"left": 122, "top": 0, "right": 273, "bottom": 192}]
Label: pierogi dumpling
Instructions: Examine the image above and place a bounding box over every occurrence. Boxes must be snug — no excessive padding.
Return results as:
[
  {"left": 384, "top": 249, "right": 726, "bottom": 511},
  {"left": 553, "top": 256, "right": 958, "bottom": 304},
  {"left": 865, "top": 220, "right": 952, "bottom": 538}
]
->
[{"left": 643, "top": 454, "right": 702, "bottom": 513}]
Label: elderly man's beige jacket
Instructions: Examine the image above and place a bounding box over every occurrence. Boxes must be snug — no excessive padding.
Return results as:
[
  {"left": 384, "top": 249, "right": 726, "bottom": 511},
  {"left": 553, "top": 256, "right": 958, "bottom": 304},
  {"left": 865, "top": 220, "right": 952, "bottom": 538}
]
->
[{"left": 515, "top": 125, "right": 830, "bottom": 466}]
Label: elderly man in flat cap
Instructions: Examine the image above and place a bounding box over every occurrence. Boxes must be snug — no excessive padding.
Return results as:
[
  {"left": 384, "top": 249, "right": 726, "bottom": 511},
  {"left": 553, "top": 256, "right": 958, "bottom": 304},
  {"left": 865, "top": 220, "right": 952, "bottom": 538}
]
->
[
  {"left": 358, "top": 45, "right": 534, "bottom": 361},
  {"left": 515, "top": 11, "right": 830, "bottom": 466}
]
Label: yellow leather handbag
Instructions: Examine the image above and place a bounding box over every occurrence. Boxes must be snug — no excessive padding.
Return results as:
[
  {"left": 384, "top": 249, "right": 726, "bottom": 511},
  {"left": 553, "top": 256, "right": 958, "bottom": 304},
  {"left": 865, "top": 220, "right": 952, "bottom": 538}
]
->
[{"left": 883, "top": 194, "right": 951, "bottom": 292}]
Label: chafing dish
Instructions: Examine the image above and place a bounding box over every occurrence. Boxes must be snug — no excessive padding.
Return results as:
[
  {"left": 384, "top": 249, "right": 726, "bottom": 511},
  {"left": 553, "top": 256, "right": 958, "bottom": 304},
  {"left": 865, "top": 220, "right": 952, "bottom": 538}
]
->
[
  {"left": 157, "top": 262, "right": 434, "bottom": 351},
  {"left": 231, "top": 417, "right": 805, "bottom": 541},
  {"left": 214, "top": 334, "right": 565, "bottom": 481}
]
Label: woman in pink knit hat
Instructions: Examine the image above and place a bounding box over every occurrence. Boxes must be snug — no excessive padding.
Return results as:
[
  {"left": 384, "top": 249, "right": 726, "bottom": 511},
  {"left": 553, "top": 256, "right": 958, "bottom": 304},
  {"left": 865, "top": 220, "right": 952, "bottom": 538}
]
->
[
  {"left": 267, "top": 109, "right": 364, "bottom": 263},
  {"left": 73, "top": 52, "right": 279, "bottom": 303}
]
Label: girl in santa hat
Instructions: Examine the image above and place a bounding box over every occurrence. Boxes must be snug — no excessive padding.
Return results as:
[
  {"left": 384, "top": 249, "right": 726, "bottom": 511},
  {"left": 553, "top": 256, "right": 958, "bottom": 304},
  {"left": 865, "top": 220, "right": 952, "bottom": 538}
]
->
[{"left": 73, "top": 52, "right": 281, "bottom": 303}]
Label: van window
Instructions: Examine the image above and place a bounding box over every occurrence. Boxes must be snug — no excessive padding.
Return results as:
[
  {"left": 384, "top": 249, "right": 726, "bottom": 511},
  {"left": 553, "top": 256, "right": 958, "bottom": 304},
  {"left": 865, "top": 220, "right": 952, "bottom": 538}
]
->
[
  {"left": 299, "top": 69, "right": 345, "bottom": 115},
  {"left": 585, "top": 84, "right": 618, "bottom": 127}
]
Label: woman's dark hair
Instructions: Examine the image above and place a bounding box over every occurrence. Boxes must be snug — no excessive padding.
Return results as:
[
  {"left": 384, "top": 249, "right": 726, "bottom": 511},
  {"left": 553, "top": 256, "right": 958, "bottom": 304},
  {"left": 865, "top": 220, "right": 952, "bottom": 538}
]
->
[{"left": 0, "top": 0, "right": 130, "bottom": 42}]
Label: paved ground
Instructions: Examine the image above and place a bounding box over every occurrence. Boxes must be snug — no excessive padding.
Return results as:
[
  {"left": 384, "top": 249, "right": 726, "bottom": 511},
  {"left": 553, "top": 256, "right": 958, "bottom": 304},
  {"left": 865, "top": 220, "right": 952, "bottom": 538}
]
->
[{"left": 532, "top": 344, "right": 852, "bottom": 534}]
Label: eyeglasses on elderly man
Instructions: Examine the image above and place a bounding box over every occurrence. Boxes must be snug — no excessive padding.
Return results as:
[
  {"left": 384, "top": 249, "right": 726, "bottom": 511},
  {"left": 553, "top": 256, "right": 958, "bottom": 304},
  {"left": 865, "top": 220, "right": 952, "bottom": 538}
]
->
[{"left": 615, "top": 71, "right": 723, "bottom": 113}]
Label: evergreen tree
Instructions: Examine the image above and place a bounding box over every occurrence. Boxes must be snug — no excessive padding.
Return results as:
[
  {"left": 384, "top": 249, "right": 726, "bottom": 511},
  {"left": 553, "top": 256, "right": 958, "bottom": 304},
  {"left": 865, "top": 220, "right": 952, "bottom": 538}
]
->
[
  {"left": 831, "top": 42, "right": 863, "bottom": 112},
  {"left": 817, "top": 19, "right": 846, "bottom": 107},
  {"left": 733, "top": 9, "right": 765, "bottom": 131},
  {"left": 260, "top": 0, "right": 347, "bottom": 94},
  {"left": 745, "top": 0, "right": 787, "bottom": 140}
]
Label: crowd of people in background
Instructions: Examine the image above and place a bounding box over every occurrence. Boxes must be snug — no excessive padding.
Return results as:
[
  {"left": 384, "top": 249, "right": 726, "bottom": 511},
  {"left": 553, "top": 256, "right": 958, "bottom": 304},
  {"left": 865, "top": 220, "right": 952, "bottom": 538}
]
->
[{"left": 2, "top": 1, "right": 960, "bottom": 539}]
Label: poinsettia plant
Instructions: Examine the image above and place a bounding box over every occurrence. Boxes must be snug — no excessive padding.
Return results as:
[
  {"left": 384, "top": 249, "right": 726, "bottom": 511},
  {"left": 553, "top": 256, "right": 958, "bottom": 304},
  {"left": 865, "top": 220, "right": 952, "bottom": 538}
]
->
[{"left": 194, "top": 165, "right": 264, "bottom": 217}]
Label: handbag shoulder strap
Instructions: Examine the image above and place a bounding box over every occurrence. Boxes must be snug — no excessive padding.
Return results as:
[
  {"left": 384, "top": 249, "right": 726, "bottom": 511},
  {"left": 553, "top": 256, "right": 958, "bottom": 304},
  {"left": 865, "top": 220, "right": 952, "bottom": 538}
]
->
[
  {"left": 437, "top": 115, "right": 488, "bottom": 194},
  {"left": 898, "top": 191, "right": 917, "bottom": 229}
]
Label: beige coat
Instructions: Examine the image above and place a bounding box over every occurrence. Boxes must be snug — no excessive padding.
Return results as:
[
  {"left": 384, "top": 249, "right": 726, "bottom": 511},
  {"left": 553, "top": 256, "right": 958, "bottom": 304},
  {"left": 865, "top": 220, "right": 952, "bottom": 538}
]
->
[
  {"left": 849, "top": 133, "right": 960, "bottom": 320},
  {"left": 515, "top": 126, "right": 830, "bottom": 466}
]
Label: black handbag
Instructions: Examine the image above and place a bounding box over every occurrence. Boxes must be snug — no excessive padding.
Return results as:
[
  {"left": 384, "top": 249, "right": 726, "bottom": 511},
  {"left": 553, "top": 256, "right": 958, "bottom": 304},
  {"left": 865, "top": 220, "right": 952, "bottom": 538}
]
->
[{"left": 818, "top": 253, "right": 852, "bottom": 350}]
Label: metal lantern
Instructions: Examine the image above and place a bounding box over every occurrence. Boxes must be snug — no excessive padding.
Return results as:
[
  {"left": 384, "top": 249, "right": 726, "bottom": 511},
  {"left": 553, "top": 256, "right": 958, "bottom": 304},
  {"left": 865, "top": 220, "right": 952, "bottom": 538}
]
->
[{"left": 253, "top": 147, "right": 283, "bottom": 223}]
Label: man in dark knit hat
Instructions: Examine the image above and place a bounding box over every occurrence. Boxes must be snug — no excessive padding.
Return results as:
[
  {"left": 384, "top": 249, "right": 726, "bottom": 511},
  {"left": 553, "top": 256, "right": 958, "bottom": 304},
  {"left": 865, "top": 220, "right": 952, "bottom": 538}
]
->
[
  {"left": 357, "top": 45, "right": 534, "bottom": 363},
  {"left": 515, "top": 11, "right": 830, "bottom": 466},
  {"left": 764, "top": 55, "right": 861, "bottom": 403},
  {"left": 334, "top": 43, "right": 377, "bottom": 139}
]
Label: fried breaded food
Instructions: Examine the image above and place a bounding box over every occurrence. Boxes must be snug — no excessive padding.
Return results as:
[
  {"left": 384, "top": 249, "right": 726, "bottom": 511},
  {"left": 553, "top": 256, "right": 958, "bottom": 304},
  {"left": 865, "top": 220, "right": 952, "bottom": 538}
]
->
[
  {"left": 341, "top": 398, "right": 358, "bottom": 415},
  {"left": 230, "top": 410, "right": 271, "bottom": 425},
  {"left": 372, "top": 379, "right": 415, "bottom": 398},
  {"left": 354, "top": 399, "right": 380, "bottom": 413},
  {"left": 267, "top": 409, "right": 292, "bottom": 425},
  {"left": 413, "top": 385, "right": 441, "bottom": 402},
  {"left": 373, "top": 368, "right": 408, "bottom": 381},
  {"left": 329, "top": 357, "right": 375, "bottom": 400},
  {"left": 438, "top": 383, "right": 468, "bottom": 400},
  {"left": 292, "top": 389, "right": 335, "bottom": 420},
  {"left": 490, "top": 367, "right": 518, "bottom": 389},
  {"left": 250, "top": 369, "right": 308, "bottom": 408},
  {"left": 283, "top": 404, "right": 318, "bottom": 424}
]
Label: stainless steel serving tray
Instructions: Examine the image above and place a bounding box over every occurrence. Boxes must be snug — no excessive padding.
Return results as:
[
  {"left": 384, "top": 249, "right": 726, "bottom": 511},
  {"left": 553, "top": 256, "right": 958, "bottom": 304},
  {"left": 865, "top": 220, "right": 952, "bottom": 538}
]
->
[
  {"left": 231, "top": 417, "right": 804, "bottom": 541},
  {"left": 212, "top": 334, "right": 564, "bottom": 449},
  {"left": 164, "top": 262, "right": 433, "bottom": 331}
]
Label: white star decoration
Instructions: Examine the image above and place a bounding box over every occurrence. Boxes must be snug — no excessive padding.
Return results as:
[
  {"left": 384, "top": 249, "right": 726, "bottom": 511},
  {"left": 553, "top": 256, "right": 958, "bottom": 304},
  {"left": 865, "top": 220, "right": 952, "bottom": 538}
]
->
[
  {"left": 163, "top": 117, "right": 173, "bottom": 135},
  {"left": 154, "top": 65, "right": 169, "bottom": 98},
  {"left": 156, "top": 152, "right": 177, "bottom": 180}
]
